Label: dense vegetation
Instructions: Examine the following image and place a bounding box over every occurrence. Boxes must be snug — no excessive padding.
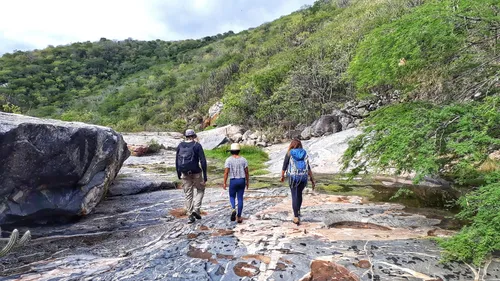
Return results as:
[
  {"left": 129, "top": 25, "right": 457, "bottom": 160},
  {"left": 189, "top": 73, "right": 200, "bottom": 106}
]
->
[
  {"left": 0, "top": 0, "right": 498, "bottom": 266},
  {"left": 342, "top": 97, "right": 500, "bottom": 265}
]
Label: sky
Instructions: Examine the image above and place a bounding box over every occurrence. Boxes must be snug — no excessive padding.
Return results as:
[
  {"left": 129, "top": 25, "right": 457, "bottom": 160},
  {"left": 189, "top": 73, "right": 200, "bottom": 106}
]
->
[{"left": 0, "top": 0, "right": 315, "bottom": 55}]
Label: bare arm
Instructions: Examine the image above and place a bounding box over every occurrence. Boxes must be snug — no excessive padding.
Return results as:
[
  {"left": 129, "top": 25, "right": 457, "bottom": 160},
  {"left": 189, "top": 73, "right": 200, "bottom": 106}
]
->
[
  {"left": 308, "top": 169, "right": 316, "bottom": 190},
  {"left": 223, "top": 168, "right": 229, "bottom": 190},
  {"left": 245, "top": 167, "right": 249, "bottom": 189},
  {"left": 280, "top": 153, "right": 290, "bottom": 182}
]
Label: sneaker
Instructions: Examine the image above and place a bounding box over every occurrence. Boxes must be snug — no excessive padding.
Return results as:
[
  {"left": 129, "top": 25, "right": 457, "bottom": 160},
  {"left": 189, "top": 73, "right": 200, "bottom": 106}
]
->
[
  {"left": 230, "top": 209, "right": 237, "bottom": 221},
  {"left": 293, "top": 217, "right": 300, "bottom": 225},
  {"left": 237, "top": 217, "right": 243, "bottom": 223},
  {"left": 192, "top": 212, "right": 202, "bottom": 220},
  {"left": 187, "top": 215, "right": 196, "bottom": 224}
]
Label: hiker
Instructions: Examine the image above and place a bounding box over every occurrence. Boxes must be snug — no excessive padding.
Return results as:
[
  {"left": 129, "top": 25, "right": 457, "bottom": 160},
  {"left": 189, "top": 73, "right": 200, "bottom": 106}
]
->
[
  {"left": 280, "top": 138, "right": 315, "bottom": 225},
  {"left": 223, "top": 143, "right": 249, "bottom": 223},
  {"left": 176, "top": 129, "right": 208, "bottom": 224}
]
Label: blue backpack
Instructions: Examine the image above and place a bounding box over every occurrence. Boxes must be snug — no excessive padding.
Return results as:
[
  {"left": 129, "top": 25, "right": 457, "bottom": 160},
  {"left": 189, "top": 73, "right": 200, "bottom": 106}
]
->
[{"left": 288, "top": 148, "right": 309, "bottom": 183}]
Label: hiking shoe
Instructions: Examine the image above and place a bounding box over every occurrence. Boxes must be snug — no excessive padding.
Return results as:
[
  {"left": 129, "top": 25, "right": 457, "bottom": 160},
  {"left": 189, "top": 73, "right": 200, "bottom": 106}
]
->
[
  {"left": 237, "top": 217, "right": 243, "bottom": 223},
  {"left": 230, "top": 209, "right": 237, "bottom": 221},
  {"left": 192, "top": 212, "right": 202, "bottom": 220},
  {"left": 293, "top": 217, "right": 300, "bottom": 225},
  {"left": 187, "top": 215, "right": 196, "bottom": 224}
]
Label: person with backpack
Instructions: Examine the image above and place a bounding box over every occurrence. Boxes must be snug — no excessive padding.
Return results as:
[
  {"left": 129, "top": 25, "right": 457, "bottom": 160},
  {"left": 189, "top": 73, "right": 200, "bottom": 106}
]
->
[
  {"left": 176, "top": 129, "right": 208, "bottom": 224},
  {"left": 280, "top": 139, "right": 315, "bottom": 225},
  {"left": 223, "top": 143, "right": 249, "bottom": 223}
]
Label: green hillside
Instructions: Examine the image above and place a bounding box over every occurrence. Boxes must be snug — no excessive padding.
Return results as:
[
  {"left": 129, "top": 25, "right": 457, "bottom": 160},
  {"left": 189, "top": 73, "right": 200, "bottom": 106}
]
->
[{"left": 1, "top": 0, "right": 497, "bottom": 132}]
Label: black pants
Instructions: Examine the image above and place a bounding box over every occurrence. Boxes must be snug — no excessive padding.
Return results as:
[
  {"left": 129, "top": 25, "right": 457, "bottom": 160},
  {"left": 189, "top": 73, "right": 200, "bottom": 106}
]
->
[{"left": 290, "top": 180, "right": 307, "bottom": 217}]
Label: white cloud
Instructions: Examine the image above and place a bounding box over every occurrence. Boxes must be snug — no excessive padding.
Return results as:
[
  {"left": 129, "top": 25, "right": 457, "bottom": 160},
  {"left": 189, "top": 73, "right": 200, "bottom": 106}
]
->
[{"left": 0, "top": 0, "right": 314, "bottom": 54}]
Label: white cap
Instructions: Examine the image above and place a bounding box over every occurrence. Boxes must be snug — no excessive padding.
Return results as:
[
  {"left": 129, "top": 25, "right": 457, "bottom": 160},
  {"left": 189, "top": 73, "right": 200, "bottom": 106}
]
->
[{"left": 230, "top": 143, "right": 241, "bottom": 151}]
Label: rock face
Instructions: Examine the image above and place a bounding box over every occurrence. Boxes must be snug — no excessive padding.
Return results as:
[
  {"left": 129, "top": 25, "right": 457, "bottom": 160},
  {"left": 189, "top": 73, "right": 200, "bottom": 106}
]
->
[
  {"left": 267, "top": 128, "right": 363, "bottom": 174},
  {"left": 0, "top": 113, "right": 129, "bottom": 225}
]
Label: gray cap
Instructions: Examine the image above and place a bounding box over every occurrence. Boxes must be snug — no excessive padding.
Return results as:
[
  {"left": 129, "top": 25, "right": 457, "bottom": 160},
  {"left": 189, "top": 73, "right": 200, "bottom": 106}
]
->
[{"left": 185, "top": 129, "right": 196, "bottom": 137}]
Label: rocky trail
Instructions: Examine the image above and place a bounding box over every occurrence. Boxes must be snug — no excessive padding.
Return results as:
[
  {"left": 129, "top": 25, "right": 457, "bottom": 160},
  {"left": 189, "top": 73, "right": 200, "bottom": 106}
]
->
[
  {"left": 2, "top": 143, "right": 499, "bottom": 281},
  {"left": 0, "top": 122, "right": 499, "bottom": 281}
]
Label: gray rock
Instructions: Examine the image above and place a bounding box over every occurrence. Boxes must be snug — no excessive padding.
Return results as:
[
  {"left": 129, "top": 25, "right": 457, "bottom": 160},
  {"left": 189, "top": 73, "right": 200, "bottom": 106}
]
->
[
  {"left": 266, "top": 128, "right": 363, "bottom": 174},
  {"left": 198, "top": 134, "right": 228, "bottom": 150},
  {"left": 108, "top": 175, "right": 177, "bottom": 197},
  {"left": 249, "top": 131, "right": 261, "bottom": 140},
  {"left": 339, "top": 115, "right": 354, "bottom": 131},
  {"left": 300, "top": 126, "right": 313, "bottom": 140},
  {"left": 208, "top": 101, "right": 224, "bottom": 118},
  {"left": 284, "top": 129, "right": 302, "bottom": 140},
  {"left": 230, "top": 133, "right": 243, "bottom": 143},
  {"left": 242, "top": 130, "right": 252, "bottom": 141},
  {"left": 0, "top": 113, "right": 129, "bottom": 225},
  {"left": 256, "top": 142, "right": 268, "bottom": 147},
  {"left": 311, "top": 115, "right": 342, "bottom": 137}
]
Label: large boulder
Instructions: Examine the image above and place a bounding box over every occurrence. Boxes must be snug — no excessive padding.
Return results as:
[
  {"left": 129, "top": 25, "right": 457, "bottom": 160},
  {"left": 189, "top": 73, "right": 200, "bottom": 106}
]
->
[
  {"left": 0, "top": 113, "right": 130, "bottom": 225},
  {"left": 310, "top": 115, "right": 342, "bottom": 137}
]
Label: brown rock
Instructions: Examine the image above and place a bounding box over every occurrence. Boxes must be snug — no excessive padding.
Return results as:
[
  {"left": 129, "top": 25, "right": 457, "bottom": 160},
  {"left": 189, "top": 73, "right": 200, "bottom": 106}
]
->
[
  {"left": 307, "top": 260, "right": 360, "bottom": 281},
  {"left": 211, "top": 229, "right": 235, "bottom": 237},
  {"left": 199, "top": 225, "right": 210, "bottom": 231},
  {"left": 186, "top": 246, "right": 212, "bottom": 260},
  {"left": 242, "top": 254, "right": 271, "bottom": 264},
  {"left": 216, "top": 253, "right": 235, "bottom": 260},
  {"left": 233, "top": 262, "right": 260, "bottom": 277},
  {"left": 353, "top": 260, "right": 371, "bottom": 269},
  {"left": 127, "top": 145, "right": 150, "bottom": 157}
]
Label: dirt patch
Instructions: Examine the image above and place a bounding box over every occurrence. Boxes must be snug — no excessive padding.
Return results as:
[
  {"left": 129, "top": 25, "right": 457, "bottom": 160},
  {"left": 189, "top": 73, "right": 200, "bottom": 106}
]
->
[
  {"left": 242, "top": 254, "right": 271, "bottom": 264},
  {"left": 233, "top": 262, "right": 260, "bottom": 277},
  {"left": 169, "top": 208, "right": 187, "bottom": 218},
  {"left": 199, "top": 225, "right": 210, "bottom": 231},
  {"left": 187, "top": 246, "right": 212, "bottom": 260},
  {"left": 216, "top": 253, "right": 235, "bottom": 260},
  {"left": 353, "top": 260, "right": 371, "bottom": 269},
  {"left": 169, "top": 209, "right": 208, "bottom": 219},
  {"left": 211, "top": 229, "right": 235, "bottom": 237},
  {"left": 187, "top": 233, "right": 199, "bottom": 239},
  {"left": 329, "top": 221, "right": 391, "bottom": 231}
]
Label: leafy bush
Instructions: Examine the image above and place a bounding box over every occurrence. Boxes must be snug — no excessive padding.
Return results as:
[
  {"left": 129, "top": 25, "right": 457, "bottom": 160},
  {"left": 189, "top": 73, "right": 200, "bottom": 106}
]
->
[
  {"left": 342, "top": 96, "right": 500, "bottom": 184},
  {"left": 147, "top": 139, "right": 162, "bottom": 153},
  {"left": 342, "top": 96, "right": 500, "bottom": 264},
  {"left": 349, "top": 0, "right": 500, "bottom": 100},
  {"left": 440, "top": 173, "right": 500, "bottom": 265}
]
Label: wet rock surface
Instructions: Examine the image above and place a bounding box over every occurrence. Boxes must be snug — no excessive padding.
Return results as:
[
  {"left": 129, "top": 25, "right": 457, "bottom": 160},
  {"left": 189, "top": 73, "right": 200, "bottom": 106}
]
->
[
  {"left": 0, "top": 113, "right": 129, "bottom": 225},
  {"left": 1, "top": 184, "right": 498, "bottom": 280}
]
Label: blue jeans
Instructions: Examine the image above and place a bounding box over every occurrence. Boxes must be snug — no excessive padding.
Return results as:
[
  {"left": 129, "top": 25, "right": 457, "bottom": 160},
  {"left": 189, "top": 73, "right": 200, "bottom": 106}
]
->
[
  {"left": 229, "top": 178, "right": 246, "bottom": 217},
  {"left": 289, "top": 179, "right": 307, "bottom": 217}
]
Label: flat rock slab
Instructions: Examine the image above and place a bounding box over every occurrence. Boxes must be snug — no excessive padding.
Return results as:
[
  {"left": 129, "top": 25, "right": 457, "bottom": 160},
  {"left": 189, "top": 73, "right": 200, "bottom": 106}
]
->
[{"left": 1, "top": 188, "right": 498, "bottom": 280}]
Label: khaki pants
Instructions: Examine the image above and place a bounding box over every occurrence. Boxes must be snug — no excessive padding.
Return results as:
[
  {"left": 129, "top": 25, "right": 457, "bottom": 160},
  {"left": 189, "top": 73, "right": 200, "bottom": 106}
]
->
[{"left": 182, "top": 172, "right": 205, "bottom": 215}]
